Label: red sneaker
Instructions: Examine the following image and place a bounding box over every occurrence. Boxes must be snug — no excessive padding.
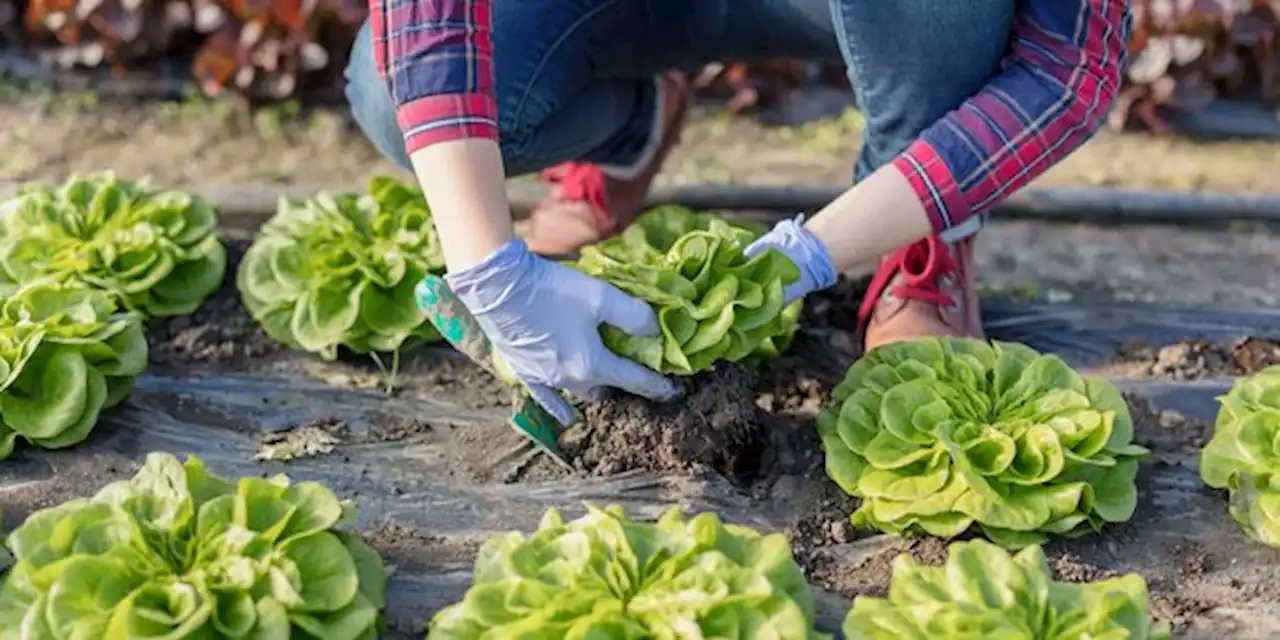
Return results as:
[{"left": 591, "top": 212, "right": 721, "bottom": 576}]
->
[
  {"left": 523, "top": 72, "right": 689, "bottom": 255},
  {"left": 859, "top": 234, "right": 984, "bottom": 351}
]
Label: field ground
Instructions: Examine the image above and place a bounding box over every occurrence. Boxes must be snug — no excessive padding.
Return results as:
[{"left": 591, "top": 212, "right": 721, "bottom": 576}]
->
[{"left": 1, "top": 90, "right": 1279, "bottom": 637}]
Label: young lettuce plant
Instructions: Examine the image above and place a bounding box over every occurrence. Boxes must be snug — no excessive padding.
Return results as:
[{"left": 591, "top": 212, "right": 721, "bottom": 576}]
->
[
  {"left": 1200, "top": 365, "right": 1280, "bottom": 547},
  {"left": 0, "top": 172, "right": 226, "bottom": 318},
  {"left": 573, "top": 206, "right": 802, "bottom": 375},
  {"left": 0, "top": 452, "right": 388, "bottom": 638},
  {"left": 844, "top": 539, "right": 1170, "bottom": 638},
  {"left": 0, "top": 281, "right": 147, "bottom": 459},
  {"left": 237, "top": 177, "right": 446, "bottom": 388},
  {"left": 430, "top": 504, "right": 828, "bottom": 639},
  {"left": 817, "top": 336, "right": 1149, "bottom": 548}
]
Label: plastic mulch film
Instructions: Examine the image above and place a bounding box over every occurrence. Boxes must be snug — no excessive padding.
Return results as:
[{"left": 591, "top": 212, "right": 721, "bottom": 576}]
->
[{"left": 2, "top": 299, "right": 1279, "bottom": 638}]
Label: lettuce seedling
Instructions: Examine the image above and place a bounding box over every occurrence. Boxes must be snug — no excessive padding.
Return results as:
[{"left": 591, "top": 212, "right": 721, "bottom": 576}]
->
[
  {"left": 238, "top": 177, "right": 445, "bottom": 384},
  {"left": 844, "top": 539, "right": 1170, "bottom": 638},
  {"left": 0, "top": 452, "right": 387, "bottom": 638},
  {"left": 0, "top": 281, "right": 147, "bottom": 459},
  {"left": 1200, "top": 365, "right": 1280, "bottom": 546},
  {"left": 430, "top": 504, "right": 828, "bottom": 639},
  {"left": 818, "top": 336, "right": 1149, "bottom": 547},
  {"left": 573, "top": 206, "right": 802, "bottom": 375},
  {"left": 0, "top": 172, "right": 226, "bottom": 318}
]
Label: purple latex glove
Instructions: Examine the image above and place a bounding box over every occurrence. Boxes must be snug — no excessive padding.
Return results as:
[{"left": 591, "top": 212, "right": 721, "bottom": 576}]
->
[
  {"left": 744, "top": 214, "right": 838, "bottom": 304},
  {"left": 445, "top": 239, "right": 680, "bottom": 425}
]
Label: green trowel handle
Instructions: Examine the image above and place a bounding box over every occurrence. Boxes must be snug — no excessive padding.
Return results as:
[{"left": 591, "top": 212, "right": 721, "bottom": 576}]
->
[
  {"left": 416, "top": 275, "right": 572, "bottom": 469},
  {"left": 415, "top": 275, "right": 496, "bottom": 373}
]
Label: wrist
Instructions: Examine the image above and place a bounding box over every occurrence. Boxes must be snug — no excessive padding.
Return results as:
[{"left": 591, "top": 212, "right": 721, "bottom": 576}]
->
[{"left": 407, "top": 139, "right": 516, "bottom": 271}]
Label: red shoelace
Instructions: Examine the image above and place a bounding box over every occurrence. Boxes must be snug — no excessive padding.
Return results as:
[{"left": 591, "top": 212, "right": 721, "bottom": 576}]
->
[
  {"left": 540, "top": 162, "right": 616, "bottom": 234},
  {"left": 857, "top": 236, "right": 960, "bottom": 329}
]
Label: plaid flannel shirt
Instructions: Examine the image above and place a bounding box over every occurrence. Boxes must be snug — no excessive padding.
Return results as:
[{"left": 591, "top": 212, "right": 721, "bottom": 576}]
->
[{"left": 369, "top": 0, "right": 1130, "bottom": 234}]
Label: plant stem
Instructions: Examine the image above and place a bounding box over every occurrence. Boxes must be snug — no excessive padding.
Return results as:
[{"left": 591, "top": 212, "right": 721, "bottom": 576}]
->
[{"left": 369, "top": 350, "right": 402, "bottom": 395}]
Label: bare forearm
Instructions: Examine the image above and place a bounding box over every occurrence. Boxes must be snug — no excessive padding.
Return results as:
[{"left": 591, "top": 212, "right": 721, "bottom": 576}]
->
[
  {"left": 409, "top": 139, "right": 515, "bottom": 271},
  {"left": 803, "top": 165, "right": 932, "bottom": 272}
]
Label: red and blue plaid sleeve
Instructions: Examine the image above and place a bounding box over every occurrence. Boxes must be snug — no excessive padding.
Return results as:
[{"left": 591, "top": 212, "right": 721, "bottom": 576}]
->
[
  {"left": 368, "top": 0, "right": 499, "bottom": 154},
  {"left": 892, "top": 0, "right": 1131, "bottom": 234}
]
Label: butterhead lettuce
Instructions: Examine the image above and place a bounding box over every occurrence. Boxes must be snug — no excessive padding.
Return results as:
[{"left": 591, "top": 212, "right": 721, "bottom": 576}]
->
[
  {"left": 0, "top": 281, "right": 147, "bottom": 459},
  {"left": 429, "top": 504, "right": 827, "bottom": 639},
  {"left": 844, "top": 539, "right": 1170, "bottom": 638},
  {"left": 0, "top": 173, "right": 226, "bottom": 318},
  {"left": 818, "top": 336, "right": 1149, "bottom": 547},
  {"left": 238, "top": 176, "right": 446, "bottom": 361},
  {"left": 573, "top": 206, "right": 801, "bottom": 375},
  {"left": 0, "top": 452, "right": 387, "bottom": 639},
  {"left": 1200, "top": 365, "right": 1280, "bottom": 546}
]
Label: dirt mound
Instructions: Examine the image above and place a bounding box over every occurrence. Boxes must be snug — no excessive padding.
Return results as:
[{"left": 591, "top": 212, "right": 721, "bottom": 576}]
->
[{"left": 567, "top": 365, "right": 767, "bottom": 479}]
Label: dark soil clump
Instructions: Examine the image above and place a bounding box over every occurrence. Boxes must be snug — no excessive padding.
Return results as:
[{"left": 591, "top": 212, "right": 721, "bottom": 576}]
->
[
  {"left": 1116, "top": 336, "right": 1280, "bottom": 380},
  {"left": 1049, "top": 552, "right": 1119, "bottom": 583},
  {"left": 566, "top": 365, "right": 768, "bottom": 479}
]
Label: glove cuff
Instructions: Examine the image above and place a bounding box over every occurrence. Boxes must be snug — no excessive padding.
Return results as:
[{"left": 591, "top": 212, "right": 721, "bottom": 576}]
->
[
  {"left": 444, "top": 239, "right": 531, "bottom": 298},
  {"left": 783, "top": 213, "right": 838, "bottom": 292}
]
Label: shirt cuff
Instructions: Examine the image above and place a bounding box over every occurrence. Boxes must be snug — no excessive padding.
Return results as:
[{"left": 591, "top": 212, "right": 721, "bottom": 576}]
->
[
  {"left": 891, "top": 139, "right": 971, "bottom": 236},
  {"left": 396, "top": 93, "right": 500, "bottom": 156}
]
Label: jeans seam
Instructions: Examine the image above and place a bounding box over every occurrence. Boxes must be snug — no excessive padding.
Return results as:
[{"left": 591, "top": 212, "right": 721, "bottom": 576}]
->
[{"left": 507, "top": 0, "right": 621, "bottom": 158}]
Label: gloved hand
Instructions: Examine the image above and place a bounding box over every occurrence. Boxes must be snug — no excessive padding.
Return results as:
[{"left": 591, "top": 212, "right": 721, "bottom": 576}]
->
[
  {"left": 744, "top": 214, "right": 838, "bottom": 304},
  {"left": 443, "top": 239, "right": 680, "bottom": 425}
]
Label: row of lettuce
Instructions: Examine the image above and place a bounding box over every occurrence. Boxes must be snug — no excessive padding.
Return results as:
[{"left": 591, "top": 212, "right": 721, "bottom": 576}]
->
[
  {"left": 0, "top": 172, "right": 1276, "bottom": 637},
  {"left": 0, "top": 451, "right": 1170, "bottom": 638}
]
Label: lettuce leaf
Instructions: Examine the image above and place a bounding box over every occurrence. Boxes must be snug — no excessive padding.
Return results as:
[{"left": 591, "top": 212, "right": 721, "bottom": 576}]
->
[
  {"left": 237, "top": 176, "right": 445, "bottom": 361},
  {"left": 1200, "top": 365, "right": 1280, "bottom": 546},
  {"left": 0, "top": 173, "right": 225, "bottom": 318},
  {"left": 0, "top": 452, "right": 387, "bottom": 639},
  {"left": 429, "top": 504, "right": 828, "bottom": 639},
  {"left": 572, "top": 206, "right": 801, "bottom": 375},
  {"left": 844, "top": 539, "right": 1170, "bottom": 639},
  {"left": 0, "top": 281, "right": 147, "bottom": 459},
  {"left": 818, "top": 336, "right": 1149, "bottom": 546}
]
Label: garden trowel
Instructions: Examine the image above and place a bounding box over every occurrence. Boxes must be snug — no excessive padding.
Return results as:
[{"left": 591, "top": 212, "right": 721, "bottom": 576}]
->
[{"left": 415, "top": 275, "right": 575, "bottom": 470}]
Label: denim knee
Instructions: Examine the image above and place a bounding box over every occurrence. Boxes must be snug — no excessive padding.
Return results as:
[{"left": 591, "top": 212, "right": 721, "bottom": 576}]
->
[
  {"left": 344, "top": 21, "right": 412, "bottom": 171},
  {"left": 831, "top": 0, "right": 1015, "bottom": 178}
]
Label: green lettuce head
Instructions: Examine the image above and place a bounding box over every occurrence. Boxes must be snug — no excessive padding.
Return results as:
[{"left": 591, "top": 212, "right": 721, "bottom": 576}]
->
[
  {"left": 237, "top": 176, "right": 446, "bottom": 360},
  {"left": 817, "top": 336, "right": 1149, "bottom": 547},
  {"left": 0, "top": 172, "right": 226, "bottom": 318},
  {"left": 1200, "top": 365, "right": 1280, "bottom": 546},
  {"left": 573, "top": 206, "right": 802, "bottom": 375},
  {"left": 0, "top": 452, "right": 388, "bottom": 639},
  {"left": 430, "top": 504, "right": 827, "bottom": 639},
  {"left": 0, "top": 281, "right": 147, "bottom": 459},
  {"left": 844, "top": 539, "right": 1170, "bottom": 639}
]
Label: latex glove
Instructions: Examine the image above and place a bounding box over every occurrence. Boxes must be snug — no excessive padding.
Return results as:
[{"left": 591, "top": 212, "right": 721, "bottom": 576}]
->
[
  {"left": 444, "top": 239, "right": 680, "bottom": 425},
  {"left": 744, "top": 214, "right": 838, "bottom": 305}
]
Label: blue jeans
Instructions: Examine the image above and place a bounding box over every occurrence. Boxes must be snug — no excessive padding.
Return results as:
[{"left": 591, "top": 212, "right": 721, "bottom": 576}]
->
[{"left": 344, "top": 0, "right": 1012, "bottom": 236}]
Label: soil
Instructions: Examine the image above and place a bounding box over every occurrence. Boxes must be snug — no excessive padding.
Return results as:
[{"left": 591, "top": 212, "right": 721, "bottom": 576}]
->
[
  {"left": 1113, "top": 337, "right": 1280, "bottom": 380},
  {"left": 145, "top": 239, "right": 281, "bottom": 370}
]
